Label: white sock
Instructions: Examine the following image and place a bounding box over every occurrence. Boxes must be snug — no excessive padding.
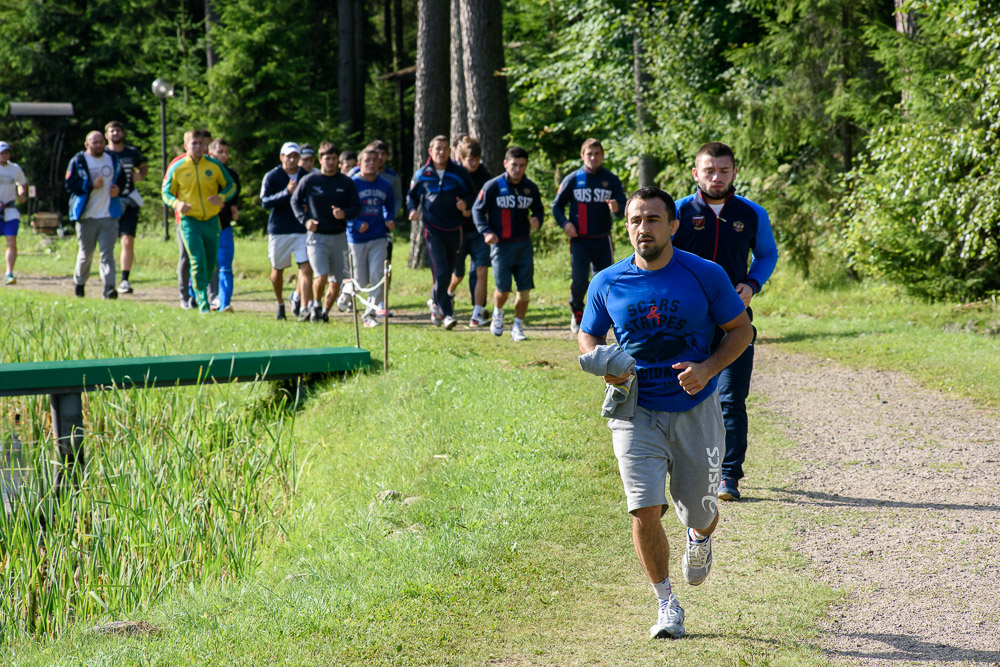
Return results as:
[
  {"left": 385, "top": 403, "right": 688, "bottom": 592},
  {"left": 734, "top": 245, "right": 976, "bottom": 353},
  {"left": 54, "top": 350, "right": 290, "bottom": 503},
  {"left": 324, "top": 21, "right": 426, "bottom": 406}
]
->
[
  {"left": 473, "top": 305, "right": 484, "bottom": 318},
  {"left": 651, "top": 576, "right": 673, "bottom": 604},
  {"left": 447, "top": 290, "right": 455, "bottom": 298},
  {"left": 513, "top": 317, "right": 524, "bottom": 328},
  {"left": 494, "top": 306, "right": 504, "bottom": 316}
]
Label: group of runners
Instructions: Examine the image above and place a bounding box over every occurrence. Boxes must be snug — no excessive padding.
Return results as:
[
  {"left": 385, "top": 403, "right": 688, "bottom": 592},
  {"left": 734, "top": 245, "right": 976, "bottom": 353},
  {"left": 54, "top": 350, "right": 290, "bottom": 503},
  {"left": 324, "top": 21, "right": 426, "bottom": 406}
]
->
[{"left": 5, "top": 124, "right": 781, "bottom": 641}]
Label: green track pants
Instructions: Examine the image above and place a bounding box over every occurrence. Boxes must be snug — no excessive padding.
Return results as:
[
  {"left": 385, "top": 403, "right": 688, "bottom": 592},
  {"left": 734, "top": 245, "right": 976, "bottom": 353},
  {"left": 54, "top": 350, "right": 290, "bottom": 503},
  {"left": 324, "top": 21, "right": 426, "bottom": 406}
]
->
[{"left": 180, "top": 215, "right": 220, "bottom": 311}]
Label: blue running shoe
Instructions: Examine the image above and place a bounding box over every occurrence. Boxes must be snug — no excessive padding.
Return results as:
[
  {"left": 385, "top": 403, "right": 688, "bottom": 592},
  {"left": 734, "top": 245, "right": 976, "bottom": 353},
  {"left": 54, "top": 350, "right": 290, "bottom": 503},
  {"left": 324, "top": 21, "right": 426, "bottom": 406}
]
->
[{"left": 718, "top": 477, "right": 741, "bottom": 501}]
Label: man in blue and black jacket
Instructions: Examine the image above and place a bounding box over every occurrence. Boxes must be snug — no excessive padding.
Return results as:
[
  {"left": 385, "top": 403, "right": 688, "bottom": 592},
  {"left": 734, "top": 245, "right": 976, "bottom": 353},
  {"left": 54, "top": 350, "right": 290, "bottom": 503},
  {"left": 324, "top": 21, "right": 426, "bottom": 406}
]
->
[
  {"left": 406, "top": 134, "right": 475, "bottom": 330},
  {"left": 473, "top": 145, "right": 545, "bottom": 343},
  {"left": 65, "top": 130, "right": 128, "bottom": 299},
  {"left": 553, "top": 138, "right": 627, "bottom": 334},
  {"left": 673, "top": 141, "right": 779, "bottom": 503}
]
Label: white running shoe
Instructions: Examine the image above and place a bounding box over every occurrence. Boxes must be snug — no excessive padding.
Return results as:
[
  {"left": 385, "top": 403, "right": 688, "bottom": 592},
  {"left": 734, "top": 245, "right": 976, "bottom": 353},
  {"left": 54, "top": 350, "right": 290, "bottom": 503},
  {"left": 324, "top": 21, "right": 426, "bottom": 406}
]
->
[
  {"left": 469, "top": 312, "right": 490, "bottom": 328},
  {"left": 682, "top": 529, "right": 713, "bottom": 586},
  {"left": 569, "top": 313, "right": 581, "bottom": 334},
  {"left": 443, "top": 315, "right": 457, "bottom": 330},
  {"left": 118, "top": 279, "right": 133, "bottom": 294},
  {"left": 490, "top": 308, "right": 504, "bottom": 336},
  {"left": 362, "top": 314, "right": 379, "bottom": 328},
  {"left": 649, "top": 595, "right": 685, "bottom": 639},
  {"left": 427, "top": 297, "right": 444, "bottom": 320},
  {"left": 337, "top": 291, "right": 353, "bottom": 313},
  {"left": 510, "top": 324, "right": 527, "bottom": 342},
  {"left": 290, "top": 290, "right": 301, "bottom": 317}
]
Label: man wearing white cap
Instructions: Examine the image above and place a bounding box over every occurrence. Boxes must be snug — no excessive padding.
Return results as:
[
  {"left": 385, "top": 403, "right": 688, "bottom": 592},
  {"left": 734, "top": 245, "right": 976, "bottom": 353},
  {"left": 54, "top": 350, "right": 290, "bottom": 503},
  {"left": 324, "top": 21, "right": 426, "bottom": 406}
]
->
[
  {"left": 0, "top": 141, "right": 28, "bottom": 286},
  {"left": 260, "top": 141, "right": 313, "bottom": 320}
]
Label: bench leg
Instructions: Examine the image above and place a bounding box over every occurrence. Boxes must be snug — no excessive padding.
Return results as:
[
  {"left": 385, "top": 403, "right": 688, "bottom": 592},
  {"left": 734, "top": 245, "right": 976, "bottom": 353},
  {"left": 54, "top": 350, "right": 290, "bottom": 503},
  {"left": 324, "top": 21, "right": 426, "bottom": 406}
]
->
[{"left": 50, "top": 393, "right": 85, "bottom": 492}]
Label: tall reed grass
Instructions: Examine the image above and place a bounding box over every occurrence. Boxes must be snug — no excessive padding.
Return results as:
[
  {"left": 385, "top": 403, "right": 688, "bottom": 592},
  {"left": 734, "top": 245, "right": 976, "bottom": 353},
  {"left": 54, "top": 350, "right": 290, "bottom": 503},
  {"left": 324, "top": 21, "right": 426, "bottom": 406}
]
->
[{"left": 0, "top": 299, "right": 301, "bottom": 646}]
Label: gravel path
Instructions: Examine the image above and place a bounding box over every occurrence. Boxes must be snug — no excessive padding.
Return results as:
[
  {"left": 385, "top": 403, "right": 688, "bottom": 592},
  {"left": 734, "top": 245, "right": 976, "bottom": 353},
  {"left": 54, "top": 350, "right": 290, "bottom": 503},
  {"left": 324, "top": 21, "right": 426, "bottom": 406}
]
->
[{"left": 753, "top": 345, "right": 1000, "bottom": 666}]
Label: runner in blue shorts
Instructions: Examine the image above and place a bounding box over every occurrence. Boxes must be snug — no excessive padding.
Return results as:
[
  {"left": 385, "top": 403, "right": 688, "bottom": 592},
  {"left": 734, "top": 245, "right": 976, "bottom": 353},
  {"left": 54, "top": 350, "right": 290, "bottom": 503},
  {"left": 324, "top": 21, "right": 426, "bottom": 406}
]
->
[
  {"left": 0, "top": 141, "right": 28, "bottom": 285},
  {"left": 578, "top": 186, "right": 752, "bottom": 640},
  {"left": 472, "top": 145, "right": 545, "bottom": 342}
]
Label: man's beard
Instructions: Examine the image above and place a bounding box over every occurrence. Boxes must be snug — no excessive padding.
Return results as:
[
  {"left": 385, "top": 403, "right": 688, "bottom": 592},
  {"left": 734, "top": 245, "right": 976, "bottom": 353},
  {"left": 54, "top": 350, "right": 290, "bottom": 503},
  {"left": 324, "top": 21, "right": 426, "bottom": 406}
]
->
[
  {"left": 635, "top": 239, "right": 665, "bottom": 262},
  {"left": 698, "top": 183, "right": 734, "bottom": 201}
]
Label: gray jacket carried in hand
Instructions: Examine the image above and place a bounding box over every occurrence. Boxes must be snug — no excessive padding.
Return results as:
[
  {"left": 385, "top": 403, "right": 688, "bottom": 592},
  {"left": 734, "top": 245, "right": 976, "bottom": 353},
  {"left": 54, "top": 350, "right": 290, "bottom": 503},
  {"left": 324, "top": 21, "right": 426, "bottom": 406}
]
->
[{"left": 578, "top": 345, "right": 638, "bottom": 419}]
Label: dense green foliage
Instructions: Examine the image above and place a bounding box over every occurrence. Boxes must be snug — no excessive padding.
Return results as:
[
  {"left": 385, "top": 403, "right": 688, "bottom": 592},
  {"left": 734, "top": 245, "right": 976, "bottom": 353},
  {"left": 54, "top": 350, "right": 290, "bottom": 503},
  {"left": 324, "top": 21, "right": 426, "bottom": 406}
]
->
[
  {"left": 841, "top": 0, "right": 1000, "bottom": 300},
  {"left": 1, "top": 0, "right": 998, "bottom": 296}
]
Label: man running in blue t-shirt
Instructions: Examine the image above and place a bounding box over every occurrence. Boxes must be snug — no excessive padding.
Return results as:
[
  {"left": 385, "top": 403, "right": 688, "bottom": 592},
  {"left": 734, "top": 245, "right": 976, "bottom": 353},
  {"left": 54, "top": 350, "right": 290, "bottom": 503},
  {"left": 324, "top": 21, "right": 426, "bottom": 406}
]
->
[{"left": 578, "top": 186, "right": 752, "bottom": 640}]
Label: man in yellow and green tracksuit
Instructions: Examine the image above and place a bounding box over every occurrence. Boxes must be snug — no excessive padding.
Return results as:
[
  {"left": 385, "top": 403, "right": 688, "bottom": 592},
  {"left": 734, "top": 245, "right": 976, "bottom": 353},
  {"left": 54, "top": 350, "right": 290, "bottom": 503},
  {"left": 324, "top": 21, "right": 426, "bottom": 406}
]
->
[{"left": 161, "top": 128, "right": 235, "bottom": 312}]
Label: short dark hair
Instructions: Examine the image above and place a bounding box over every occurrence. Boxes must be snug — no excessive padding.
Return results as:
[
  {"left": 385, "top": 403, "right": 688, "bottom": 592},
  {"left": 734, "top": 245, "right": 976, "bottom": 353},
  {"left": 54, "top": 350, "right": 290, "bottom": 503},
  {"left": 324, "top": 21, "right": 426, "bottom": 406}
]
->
[
  {"left": 318, "top": 141, "right": 338, "bottom": 157},
  {"left": 104, "top": 120, "right": 124, "bottom": 133},
  {"left": 625, "top": 187, "right": 676, "bottom": 221},
  {"left": 458, "top": 137, "right": 481, "bottom": 159},
  {"left": 366, "top": 139, "right": 389, "bottom": 153},
  {"left": 580, "top": 138, "right": 603, "bottom": 154},
  {"left": 504, "top": 145, "right": 529, "bottom": 161},
  {"left": 208, "top": 138, "right": 228, "bottom": 152},
  {"left": 183, "top": 128, "right": 211, "bottom": 145},
  {"left": 338, "top": 149, "right": 357, "bottom": 162},
  {"left": 451, "top": 133, "right": 469, "bottom": 149},
  {"left": 695, "top": 141, "right": 736, "bottom": 166}
]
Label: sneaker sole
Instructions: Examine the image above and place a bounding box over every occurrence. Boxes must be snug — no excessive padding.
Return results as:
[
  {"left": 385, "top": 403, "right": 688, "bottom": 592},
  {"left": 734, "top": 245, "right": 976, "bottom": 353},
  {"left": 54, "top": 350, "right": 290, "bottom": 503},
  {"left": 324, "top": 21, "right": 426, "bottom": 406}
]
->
[
  {"left": 650, "top": 625, "right": 685, "bottom": 639},
  {"left": 717, "top": 490, "right": 740, "bottom": 501},
  {"left": 444, "top": 320, "right": 457, "bottom": 330}
]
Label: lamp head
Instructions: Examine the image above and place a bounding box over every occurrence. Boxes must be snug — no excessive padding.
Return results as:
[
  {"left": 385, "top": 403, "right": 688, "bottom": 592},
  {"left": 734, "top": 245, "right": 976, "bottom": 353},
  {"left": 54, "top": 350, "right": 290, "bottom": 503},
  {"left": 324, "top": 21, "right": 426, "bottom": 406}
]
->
[{"left": 151, "top": 79, "right": 175, "bottom": 101}]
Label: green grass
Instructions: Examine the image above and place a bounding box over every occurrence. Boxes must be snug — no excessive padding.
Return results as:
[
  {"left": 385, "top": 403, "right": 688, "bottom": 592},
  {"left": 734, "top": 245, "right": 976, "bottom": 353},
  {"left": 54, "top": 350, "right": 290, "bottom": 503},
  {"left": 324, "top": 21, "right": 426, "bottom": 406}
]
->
[
  {"left": 1, "top": 236, "right": 997, "bottom": 664},
  {"left": 753, "top": 266, "right": 1000, "bottom": 408}
]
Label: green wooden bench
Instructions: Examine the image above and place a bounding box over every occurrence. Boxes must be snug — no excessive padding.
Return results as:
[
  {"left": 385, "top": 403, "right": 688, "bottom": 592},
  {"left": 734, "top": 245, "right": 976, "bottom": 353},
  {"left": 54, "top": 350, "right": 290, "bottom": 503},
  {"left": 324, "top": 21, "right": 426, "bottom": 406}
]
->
[{"left": 0, "top": 347, "right": 370, "bottom": 490}]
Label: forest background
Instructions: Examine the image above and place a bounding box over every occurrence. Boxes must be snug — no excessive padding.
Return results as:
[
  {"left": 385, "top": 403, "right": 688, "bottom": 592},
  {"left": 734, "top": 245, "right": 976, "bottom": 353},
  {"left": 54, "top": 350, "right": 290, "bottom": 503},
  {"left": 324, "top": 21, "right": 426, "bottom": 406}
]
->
[{"left": 0, "top": 0, "right": 997, "bottom": 302}]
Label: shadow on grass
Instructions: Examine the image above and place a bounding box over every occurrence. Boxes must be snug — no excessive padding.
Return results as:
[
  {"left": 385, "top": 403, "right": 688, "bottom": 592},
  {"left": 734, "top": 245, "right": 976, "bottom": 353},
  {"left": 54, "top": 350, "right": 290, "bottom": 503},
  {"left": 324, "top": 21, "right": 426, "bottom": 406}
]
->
[
  {"left": 768, "top": 487, "right": 1000, "bottom": 513},
  {"left": 758, "top": 330, "right": 878, "bottom": 344},
  {"left": 827, "top": 632, "right": 1000, "bottom": 664}
]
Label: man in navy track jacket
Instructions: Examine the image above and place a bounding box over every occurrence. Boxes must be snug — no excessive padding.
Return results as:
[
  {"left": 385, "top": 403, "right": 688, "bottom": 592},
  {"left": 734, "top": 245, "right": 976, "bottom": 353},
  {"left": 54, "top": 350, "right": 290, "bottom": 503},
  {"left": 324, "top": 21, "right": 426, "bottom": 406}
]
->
[
  {"left": 472, "top": 145, "right": 545, "bottom": 343},
  {"left": 672, "top": 141, "right": 779, "bottom": 503},
  {"left": 406, "top": 134, "right": 476, "bottom": 330},
  {"left": 553, "top": 138, "right": 627, "bottom": 334}
]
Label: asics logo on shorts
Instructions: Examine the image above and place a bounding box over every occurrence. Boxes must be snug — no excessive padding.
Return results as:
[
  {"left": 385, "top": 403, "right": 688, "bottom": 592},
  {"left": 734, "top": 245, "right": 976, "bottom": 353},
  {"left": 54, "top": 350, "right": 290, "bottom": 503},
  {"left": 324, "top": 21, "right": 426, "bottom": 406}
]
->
[{"left": 702, "top": 445, "right": 721, "bottom": 513}]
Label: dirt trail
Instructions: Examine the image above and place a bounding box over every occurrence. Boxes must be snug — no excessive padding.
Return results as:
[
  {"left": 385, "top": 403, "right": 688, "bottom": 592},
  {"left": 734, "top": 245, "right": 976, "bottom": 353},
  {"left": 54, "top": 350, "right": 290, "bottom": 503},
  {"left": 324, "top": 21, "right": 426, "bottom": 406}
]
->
[
  {"left": 753, "top": 345, "right": 1000, "bottom": 666},
  {"left": 3, "top": 272, "right": 578, "bottom": 336}
]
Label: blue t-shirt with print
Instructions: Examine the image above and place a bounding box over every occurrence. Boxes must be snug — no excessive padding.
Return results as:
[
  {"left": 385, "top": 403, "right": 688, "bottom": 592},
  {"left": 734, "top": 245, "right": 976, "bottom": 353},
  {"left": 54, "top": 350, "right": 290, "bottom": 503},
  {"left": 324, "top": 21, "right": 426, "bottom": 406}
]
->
[
  {"left": 348, "top": 173, "right": 395, "bottom": 243},
  {"left": 581, "top": 249, "right": 746, "bottom": 412}
]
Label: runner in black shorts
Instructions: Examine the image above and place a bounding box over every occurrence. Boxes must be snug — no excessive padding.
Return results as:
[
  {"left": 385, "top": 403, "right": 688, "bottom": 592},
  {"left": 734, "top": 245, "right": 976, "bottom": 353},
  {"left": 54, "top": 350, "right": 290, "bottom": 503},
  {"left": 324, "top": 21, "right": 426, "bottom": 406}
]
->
[{"left": 105, "top": 121, "right": 147, "bottom": 294}]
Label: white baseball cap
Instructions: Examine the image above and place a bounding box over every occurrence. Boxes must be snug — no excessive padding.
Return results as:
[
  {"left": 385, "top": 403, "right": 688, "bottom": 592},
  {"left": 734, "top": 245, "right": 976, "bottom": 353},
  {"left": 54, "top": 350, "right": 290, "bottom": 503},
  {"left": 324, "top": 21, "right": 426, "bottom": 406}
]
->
[
  {"left": 0, "top": 141, "right": 10, "bottom": 153},
  {"left": 280, "top": 142, "right": 301, "bottom": 156}
]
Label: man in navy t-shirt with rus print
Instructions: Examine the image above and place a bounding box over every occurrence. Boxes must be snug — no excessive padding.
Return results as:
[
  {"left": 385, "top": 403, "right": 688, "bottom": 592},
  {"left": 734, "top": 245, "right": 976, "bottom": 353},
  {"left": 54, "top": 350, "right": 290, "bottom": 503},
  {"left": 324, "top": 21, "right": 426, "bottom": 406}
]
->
[{"left": 578, "top": 186, "right": 752, "bottom": 640}]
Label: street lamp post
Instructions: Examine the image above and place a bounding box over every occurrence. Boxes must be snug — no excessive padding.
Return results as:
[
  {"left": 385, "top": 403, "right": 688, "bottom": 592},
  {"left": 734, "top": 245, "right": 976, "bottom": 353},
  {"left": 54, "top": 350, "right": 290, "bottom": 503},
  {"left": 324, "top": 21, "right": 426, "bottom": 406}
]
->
[{"left": 151, "top": 78, "right": 174, "bottom": 241}]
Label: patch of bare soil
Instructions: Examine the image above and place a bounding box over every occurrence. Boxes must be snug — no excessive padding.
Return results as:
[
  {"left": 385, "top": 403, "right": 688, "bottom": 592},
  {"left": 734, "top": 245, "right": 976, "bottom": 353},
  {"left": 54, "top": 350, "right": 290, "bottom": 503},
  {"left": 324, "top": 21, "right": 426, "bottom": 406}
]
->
[{"left": 753, "top": 345, "right": 1000, "bottom": 666}]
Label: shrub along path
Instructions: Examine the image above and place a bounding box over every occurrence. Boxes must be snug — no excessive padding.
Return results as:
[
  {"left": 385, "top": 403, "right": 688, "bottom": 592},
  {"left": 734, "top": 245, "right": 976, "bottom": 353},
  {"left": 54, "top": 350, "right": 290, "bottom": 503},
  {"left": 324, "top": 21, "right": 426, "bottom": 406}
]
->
[{"left": 752, "top": 345, "right": 1000, "bottom": 666}]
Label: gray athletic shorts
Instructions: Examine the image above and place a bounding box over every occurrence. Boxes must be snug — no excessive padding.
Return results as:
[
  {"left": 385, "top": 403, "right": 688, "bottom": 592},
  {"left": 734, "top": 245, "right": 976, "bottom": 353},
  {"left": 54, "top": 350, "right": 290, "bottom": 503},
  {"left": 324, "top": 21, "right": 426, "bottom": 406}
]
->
[
  {"left": 607, "top": 394, "right": 724, "bottom": 529},
  {"left": 307, "top": 231, "right": 349, "bottom": 281},
  {"left": 268, "top": 233, "right": 308, "bottom": 270}
]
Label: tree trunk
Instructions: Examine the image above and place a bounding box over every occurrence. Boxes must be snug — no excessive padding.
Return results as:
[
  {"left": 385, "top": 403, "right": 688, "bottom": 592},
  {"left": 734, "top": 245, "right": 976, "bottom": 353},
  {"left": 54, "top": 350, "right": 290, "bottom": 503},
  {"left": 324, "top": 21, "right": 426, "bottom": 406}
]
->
[
  {"left": 894, "top": 0, "right": 916, "bottom": 36},
  {"left": 204, "top": 0, "right": 217, "bottom": 69},
  {"left": 894, "top": 0, "right": 916, "bottom": 108},
  {"left": 838, "top": 3, "right": 853, "bottom": 173},
  {"left": 633, "top": 7, "right": 657, "bottom": 187},
  {"left": 352, "top": 0, "right": 366, "bottom": 138},
  {"left": 450, "top": 0, "right": 468, "bottom": 140},
  {"left": 409, "top": 0, "right": 450, "bottom": 269},
  {"left": 460, "top": 0, "right": 510, "bottom": 175},
  {"left": 394, "top": 0, "right": 410, "bottom": 182},
  {"left": 338, "top": 0, "right": 356, "bottom": 133}
]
